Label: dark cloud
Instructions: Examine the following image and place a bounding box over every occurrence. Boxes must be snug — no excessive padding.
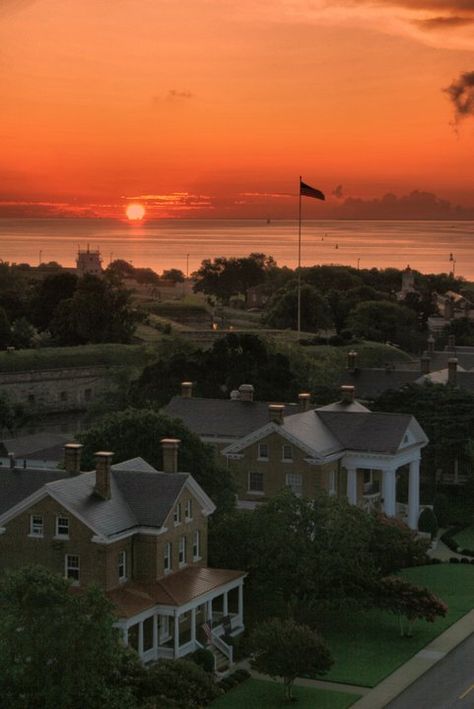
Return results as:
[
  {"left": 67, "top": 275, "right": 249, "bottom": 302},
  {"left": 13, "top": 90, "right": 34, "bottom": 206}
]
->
[
  {"left": 332, "top": 185, "right": 344, "bottom": 199},
  {"left": 354, "top": 0, "right": 474, "bottom": 10},
  {"left": 444, "top": 71, "right": 474, "bottom": 122},
  {"left": 167, "top": 89, "right": 193, "bottom": 100},
  {"left": 329, "top": 191, "right": 474, "bottom": 220},
  {"left": 415, "top": 16, "right": 474, "bottom": 29}
]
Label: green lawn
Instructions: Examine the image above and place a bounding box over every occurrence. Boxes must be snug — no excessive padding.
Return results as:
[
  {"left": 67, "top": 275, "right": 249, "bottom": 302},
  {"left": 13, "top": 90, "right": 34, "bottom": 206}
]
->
[
  {"left": 0, "top": 343, "right": 155, "bottom": 372},
  {"left": 212, "top": 679, "right": 360, "bottom": 708},
  {"left": 321, "top": 565, "right": 474, "bottom": 687},
  {"left": 453, "top": 526, "right": 474, "bottom": 551}
]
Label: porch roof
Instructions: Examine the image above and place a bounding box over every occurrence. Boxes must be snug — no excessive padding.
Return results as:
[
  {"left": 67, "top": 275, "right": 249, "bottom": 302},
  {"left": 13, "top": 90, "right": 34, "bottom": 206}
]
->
[{"left": 108, "top": 566, "right": 246, "bottom": 618}]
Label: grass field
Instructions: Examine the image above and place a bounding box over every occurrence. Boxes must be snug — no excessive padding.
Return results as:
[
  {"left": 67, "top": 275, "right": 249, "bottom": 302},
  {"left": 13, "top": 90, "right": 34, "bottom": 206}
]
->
[
  {"left": 211, "top": 679, "right": 360, "bottom": 708},
  {"left": 321, "top": 565, "right": 474, "bottom": 687},
  {"left": 0, "top": 344, "right": 156, "bottom": 373}
]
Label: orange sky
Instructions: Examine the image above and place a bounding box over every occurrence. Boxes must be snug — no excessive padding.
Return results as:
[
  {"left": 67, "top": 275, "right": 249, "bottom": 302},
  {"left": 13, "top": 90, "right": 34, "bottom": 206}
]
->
[{"left": 1, "top": 0, "right": 473, "bottom": 219}]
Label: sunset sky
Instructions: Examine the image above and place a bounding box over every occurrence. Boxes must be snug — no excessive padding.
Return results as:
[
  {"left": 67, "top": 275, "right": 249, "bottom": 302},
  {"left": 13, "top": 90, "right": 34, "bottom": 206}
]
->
[{"left": 1, "top": 0, "right": 473, "bottom": 219}]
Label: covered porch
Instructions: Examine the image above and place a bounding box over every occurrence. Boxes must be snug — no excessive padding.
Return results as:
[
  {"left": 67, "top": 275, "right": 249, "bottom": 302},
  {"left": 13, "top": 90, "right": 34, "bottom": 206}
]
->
[{"left": 110, "top": 566, "right": 246, "bottom": 665}]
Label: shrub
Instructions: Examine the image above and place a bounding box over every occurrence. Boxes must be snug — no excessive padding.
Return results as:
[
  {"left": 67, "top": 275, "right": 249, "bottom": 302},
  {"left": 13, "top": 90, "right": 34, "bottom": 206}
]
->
[
  {"left": 140, "top": 659, "right": 219, "bottom": 707},
  {"left": 328, "top": 335, "right": 344, "bottom": 346},
  {"left": 449, "top": 557, "right": 460, "bottom": 563},
  {"left": 190, "top": 647, "right": 215, "bottom": 674},
  {"left": 433, "top": 493, "right": 451, "bottom": 527},
  {"left": 418, "top": 508, "right": 438, "bottom": 539},
  {"left": 340, "top": 329, "right": 354, "bottom": 341},
  {"left": 461, "top": 557, "right": 470, "bottom": 564}
]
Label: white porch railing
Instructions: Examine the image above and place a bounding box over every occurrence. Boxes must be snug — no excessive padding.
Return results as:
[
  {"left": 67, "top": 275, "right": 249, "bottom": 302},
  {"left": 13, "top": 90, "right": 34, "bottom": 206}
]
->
[{"left": 211, "top": 630, "right": 233, "bottom": 665}]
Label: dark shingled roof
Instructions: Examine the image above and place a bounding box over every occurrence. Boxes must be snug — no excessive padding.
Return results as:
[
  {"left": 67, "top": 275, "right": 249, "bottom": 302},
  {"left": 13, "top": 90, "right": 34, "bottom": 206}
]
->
[
  {"left": 317, "top": 411, "right": 414, "bottom": 454},
  {"left": 163, "top": 396, "right": 300, "bottom": 438},
  {"left": 339, "top": 369, "right": 420, "bottom": 400},
  {"left": 0, "top": 467, "right": 66, "bottom": 516}
]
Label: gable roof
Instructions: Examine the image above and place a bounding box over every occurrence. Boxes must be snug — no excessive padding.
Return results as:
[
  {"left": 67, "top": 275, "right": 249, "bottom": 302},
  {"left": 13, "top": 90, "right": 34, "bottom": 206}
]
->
[
  {"left": 0, "top": 467, "right": 66, "bottom": 516},
  {"left": 163, "top": 396, "right": 300, "bottom": 439},
  {"left": 317, "top": 411, "right": 418, "bottom": 455},
  {"left": 340, "top": 368, "right": 420, "bottom": 400}
]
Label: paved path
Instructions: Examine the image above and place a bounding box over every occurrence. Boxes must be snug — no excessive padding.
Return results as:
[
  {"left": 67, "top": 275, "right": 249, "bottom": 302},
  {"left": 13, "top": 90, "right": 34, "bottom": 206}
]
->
[{"left": 351, "top": 610, "right": 474, "bottom": 709}]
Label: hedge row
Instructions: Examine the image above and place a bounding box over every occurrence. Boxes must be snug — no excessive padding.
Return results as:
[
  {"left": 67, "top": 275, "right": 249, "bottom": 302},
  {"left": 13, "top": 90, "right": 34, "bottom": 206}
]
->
[
  {"left": 218, "top": 668, "right": 250, "bottom": 693},
  {"left": 440, "top": 527, "right": 474, "bottom": 557}
]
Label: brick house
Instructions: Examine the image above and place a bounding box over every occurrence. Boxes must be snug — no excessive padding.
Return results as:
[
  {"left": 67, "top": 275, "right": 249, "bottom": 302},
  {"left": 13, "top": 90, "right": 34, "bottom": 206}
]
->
[
  {"left": 221, "top": 387, "right": 428, "bottom": 530},
  {"left": 0, "top": 441, "right": 245, "bottom": 665}
]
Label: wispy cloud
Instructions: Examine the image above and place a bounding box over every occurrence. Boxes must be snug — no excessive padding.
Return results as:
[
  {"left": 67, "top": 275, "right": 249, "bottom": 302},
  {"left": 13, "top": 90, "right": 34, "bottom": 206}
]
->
[{"left": 444, "top": 71, "right": 474, "bottom": 123}]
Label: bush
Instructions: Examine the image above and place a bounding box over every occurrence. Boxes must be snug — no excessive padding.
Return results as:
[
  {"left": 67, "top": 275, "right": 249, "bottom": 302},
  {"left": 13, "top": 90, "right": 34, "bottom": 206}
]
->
[
  {"left": 340, "top": 329, "right": 354, "bottom": 341},
  {"left": 433, "top": 493, "right": 451, "bottom": 527},
  {"left": 449, "top": 557, "right": 460, "bottom": 563},
  {"left": 140, "top": 659, "right": 219, "bottom": 707},
  {"left": 189, "top": 648, "right": 215, "bottom": 674},
  {"left": 461, "top": 557, "right": 470, "bottom": 564},
  {"left": 418, "top": 508, "right": 438, "bottom": 538},
  {"left": 328, "top": 335, "right": 344, "bottom": 346}
]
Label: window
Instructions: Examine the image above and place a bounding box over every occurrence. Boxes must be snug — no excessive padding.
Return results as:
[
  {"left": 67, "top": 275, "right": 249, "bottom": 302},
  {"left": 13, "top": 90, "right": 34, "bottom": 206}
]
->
[
  {"left": 159, "top": 616, "right": 170, "bottom": 643},
  {"left": 178, "top": 536, "right": 187, "bottom": 566},
  {"left": 282, "top": 444, "right": 293, "bottom": 461},
  {"left": 65, "top": 555, "right": 80, "bottom": 584},
  {"left": 118, "top": 551, "right": 127, "bottom": 581},
  {"left": 84, "top": 388, "right": 92, "bottom": 401},
  {"left": 258, "top": 443, "right": 268, "bottom": 460},
  {"left": 193, "top": 530, "right": 201, "bottom": 560},
  {"left": 30, "top": 514, "right": 43, "bottom": 537},
  {"left": 173, "top": 503, "right": 182, "bottom": 525},
  {"left": 185, "top": 499, "right": 193, "bottom": 521},
  {"left": 179, "top": 611, "right": 189, "bottom": 624},
  {"left": 248, "top": 471, "right": 264, "bottom": 493},
  {"left": 164, "top": 542, "right": 172, "bottom": 573},
  {"left": 286, "top": 472, "right": 303, "bottom": 497},
  {"left": 328, "top": 470, "right": 336, "bottom": 496},
  {"left": 56, "top": 516, "right": 69, "bottom": 538}
]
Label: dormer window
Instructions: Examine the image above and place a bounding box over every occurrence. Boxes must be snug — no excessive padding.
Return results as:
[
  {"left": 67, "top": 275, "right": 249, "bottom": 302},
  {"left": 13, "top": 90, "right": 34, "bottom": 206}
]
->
[
  {"left": 56, "top": 516, "right": 69, "bottom": 538},
  {"left": 29, "top": 514, "right": 43, "bottom": 537},
  {"left": 185, "top": 499, "right": 193, "bottom": 521},
  {"left": 258, "top": 443, "right": 269, "bottom": 460},
  {"left": 282, "top": 444, "right": 293, "bottom": 461},
  {"left": 173, "top": 503, "right": 182, "bottom": 525}
]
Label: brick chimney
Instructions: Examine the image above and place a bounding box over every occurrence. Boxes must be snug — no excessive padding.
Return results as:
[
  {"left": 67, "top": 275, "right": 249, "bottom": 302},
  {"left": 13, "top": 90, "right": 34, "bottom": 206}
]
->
[
  {"left": 181, "top": 381, "right": 193, "bottom": 398},
  {"left": 427, "top": 335, "right": 435, "bottom": 354},
  {"left": 298, "top": 392, "right": 311, "bottom": 412},
  {"left": 239, "top": 384, "right": 254, "bottom": 402},
  {"left": 340, "top": 385, "right": 355, "bottom": 404},
  {"left": 269, "top": 404, "right": 285, "bottom": 425},
  {"left": 94, "top": 451, "right": 113, "bottom": 500},
  {"left": 448, "top": 358, "right": 458, "bottom": 387},
  {"left": 64, "top": 443, "right": 83, "bottom": 476},
  {"left": 420, "top": 356, "right": 431, "bottom": 375},
  {"left": 447, "top": 334, "right": 456, "bottom": 351},
  {"left": 161, "top": 438, "right": 180, "bottom": 473},
  {"left": 347, "top": 351, "right": 358, "bottom": 371}
]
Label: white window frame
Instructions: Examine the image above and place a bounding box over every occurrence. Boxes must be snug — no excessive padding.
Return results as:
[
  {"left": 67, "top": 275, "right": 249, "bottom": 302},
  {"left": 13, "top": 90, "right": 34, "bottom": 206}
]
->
[
  {"left": 29, "top": 514, "right": 44, "bottom": 537},
  {"left": 173, "top": 503, "right": 182, "bottom": 526},
  {"left": 248, "top": 471, "right": 264, "bottom": 494},
  {"left": 55, "top": 515, "right": 69, "bottom": 539},
  {"left": 285, "top": 472, "right": 303, "bottom": 497},
  {"left": 65, "top": 554, "right": 80, "bottom": 585},
  {"left": 282, "top": 444, "right": 293, "bottom": 462},
  {"left": 185, "top": 499, "right": 193, "bottom": 521},
  {"left": 159, "top": 616, "right": 171, "bottom": 643},
  {"left": 193, "top": 529, "right": 201, "bottom": 561},
  {"left": 164, "top": 542, "right": 172, "bottom": 574},
  {"left": 329, "top": 469, "right": 337, "bottom": 496},
  {"left": 118, "top": 550, "right": 127, "bottom": 581},
  {"left": 257, "top": 443, "right": 269, "bottom": 461},
  {"left": 178, "top": 535, "right": 187, "bottom": 567}
]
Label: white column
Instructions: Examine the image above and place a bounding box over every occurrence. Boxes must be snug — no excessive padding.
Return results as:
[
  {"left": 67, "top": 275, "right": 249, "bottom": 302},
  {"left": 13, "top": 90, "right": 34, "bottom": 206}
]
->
[
  {"left": 207, "top": 599, "right": 213, "bottom": 626},
  {"left": 174, "top": 614, "right": 180, "bottom": 657},
  {"left": 153, "top": 614, "right": 158, "bottom": 659},
  {"left": 382, "top": 468, "right": 397, "bottom": 517},
  {"left": 122, "top": 626, "right": 129, "bottom": 646},
  {"left": 238, "top": 583, "right": 243, "bottom": 623},
  {"left": 138, "top": 621, "right": 144, "bottom": 658},
  {"left": 408, "top": 459, "right": 420, "bottom": 530},
  {"left": 191, "top": 607, "right": 196, "bottom": 645},
  {"left": 346, "top": 467, "right": 357, "bottom": 505},
  {"left": 223, "top": 591, "right": 228, "bottom": 616}
]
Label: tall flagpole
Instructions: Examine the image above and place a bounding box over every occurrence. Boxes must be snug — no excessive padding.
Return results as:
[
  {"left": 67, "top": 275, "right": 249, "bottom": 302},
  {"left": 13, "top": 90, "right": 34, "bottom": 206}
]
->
[{"left": 297, "top": 175, "right": 302, "bottom": 336}]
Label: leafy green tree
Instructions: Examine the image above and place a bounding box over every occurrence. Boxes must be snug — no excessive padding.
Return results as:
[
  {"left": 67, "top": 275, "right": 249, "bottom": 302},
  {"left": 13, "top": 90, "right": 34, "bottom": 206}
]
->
[
  {"left": 0, "top": 261, "right": 30, "bottom": 322},
  {"left": 193, "top": 253, "right": 275, "bottom": 304},
  {"left": 10, "top": 317, "right": 36, "bottom": 349},
  {"left": 0, "top": 305, "right": 11, "bottom": 347},
  {"left": 368, "top": 513, "right": 430, "bottom": 576},
  {"left": 30, "top": 271, "right": 78, "bottom": 330},
  {"left": 348, "top": 300, "right": 419, "bottom": 350},
  {"left": 0, "top": 566, "right": 136, "bottom": 709},
  {"left": 137, "top": 658, "right": 219, "bottom": 708},
  {"left": 303, "top": 265, "right": 362, "bottom": 292},
  {"left": 263, "top": 283, "right": 332, "bottom": 332},
  {"left": 372, "top": 576, "right": 447, "bottom": 637},
  {"left": 78, "top": 408, "right": 236, "bottom": 513},
  {"left": 0, "top": 392, "right": 27, "bottom": 434},
  {"left": 162, "top": 268, "right": 185, "bottom": 283},
  {"left": 250, "top": 618, "right": 333, "bottom": 701},
  {"left": 418, "top": 508, "right": 438, "bottom": 538},
  {"left": 106, "top": 259, "right": 135, "bottom": 280},
  {"left": 444, "top": 317, "right": 474, "bottom": 347},
  {"left": 50, "top": 275, "right": 138, "bottom": 345}
]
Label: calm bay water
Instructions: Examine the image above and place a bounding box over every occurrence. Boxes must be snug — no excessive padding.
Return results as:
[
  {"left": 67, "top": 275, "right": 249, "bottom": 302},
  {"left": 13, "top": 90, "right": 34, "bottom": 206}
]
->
[{"left": 0, "top": 218, "right": 474, "bottom": 279}]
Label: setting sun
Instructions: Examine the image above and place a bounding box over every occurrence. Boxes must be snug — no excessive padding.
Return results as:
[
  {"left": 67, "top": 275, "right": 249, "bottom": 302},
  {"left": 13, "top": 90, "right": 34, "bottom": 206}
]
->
[{"left": 126, "top": 203, "right": 145, "bottom": 221}]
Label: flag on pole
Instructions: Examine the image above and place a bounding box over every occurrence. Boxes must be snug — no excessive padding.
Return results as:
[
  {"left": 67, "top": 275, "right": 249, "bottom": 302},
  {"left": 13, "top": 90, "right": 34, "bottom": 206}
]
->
[{"left": 300, "top": 180, "right": 325, "bottom": 201}]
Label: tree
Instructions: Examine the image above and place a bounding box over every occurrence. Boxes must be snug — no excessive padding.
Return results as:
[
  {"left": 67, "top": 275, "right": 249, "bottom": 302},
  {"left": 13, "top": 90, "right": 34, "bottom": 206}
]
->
[
  {"left": 0, "top": 392, "right": 27, "bottom": 434},
  {"left": 368, "top": 513, "right": 430, "bottom": 576},
  {"left": 263, "top": 283, "right": 332, "bottom": 332},
  {"left": 0, "top": 305, "right": 11, "bottom": 347},
  {"left": 0, "top": 566, "right": 136, "bottom": 709},
  {"left": 49, "top": 275, "right": 138, "bottom": 345},
  {"left": 0, "top": 261, "right": 30, "bottom": 322},
  {"left": 78, "top": 408, "right": 236, "bottom": 513},
  {"left": 250, "top": 618, "right": 333, "bottom": 701},
  {"left": 348, "top": 300, "right": 419, "bottom": 350},
  {"left": 106, "top": 259, "right": 136, "bottom": 280},
  {"left": 418, "top": 508, "right": 438, "bottom": 539},
  {"left": 137, "top": 658, "right": 219, "bottom": 708},
  {"left": 162, "top": 268, "right": 185, "bottom": 283},
  {"left": 193, "top": 253, "right": 275, "bottom": 304},
  {"left": 30, "top": 271, "right": 78, "bottom": 330},
  {"left": 10, "top": 317, "right": 36, "bottom": 349},
  {"left": 372, "top": 576, "right": 447, "bottom": 637}
]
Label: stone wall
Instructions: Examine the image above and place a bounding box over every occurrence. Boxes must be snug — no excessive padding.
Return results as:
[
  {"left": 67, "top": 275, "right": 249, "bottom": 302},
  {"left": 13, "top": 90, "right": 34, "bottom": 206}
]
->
[{"left": 0, "top": 365, "right": 119, "bottom": 415}]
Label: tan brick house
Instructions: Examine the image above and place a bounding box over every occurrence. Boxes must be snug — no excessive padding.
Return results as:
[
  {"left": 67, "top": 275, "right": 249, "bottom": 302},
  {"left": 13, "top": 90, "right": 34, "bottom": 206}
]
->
[{"left": 0, "top": 441, "right": 245, "bottom": 665}]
